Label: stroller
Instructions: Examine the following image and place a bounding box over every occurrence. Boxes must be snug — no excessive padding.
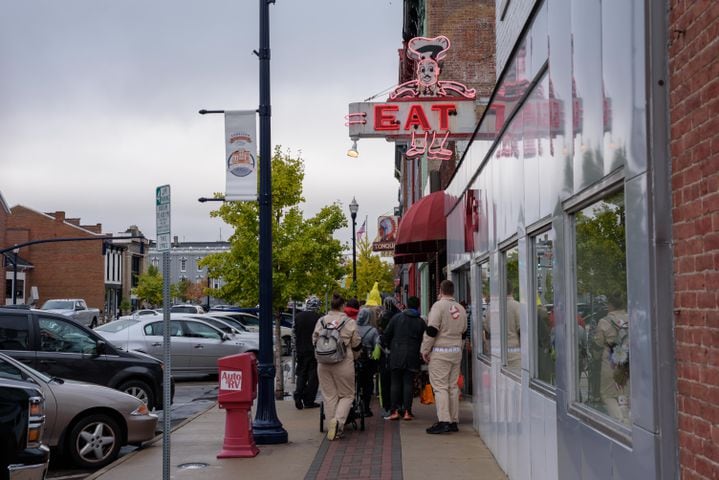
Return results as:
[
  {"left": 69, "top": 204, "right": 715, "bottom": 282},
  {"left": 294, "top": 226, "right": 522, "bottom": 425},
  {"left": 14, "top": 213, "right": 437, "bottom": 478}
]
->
[{"left": 319, "top": 360, "right": 367, "bottom": 433}]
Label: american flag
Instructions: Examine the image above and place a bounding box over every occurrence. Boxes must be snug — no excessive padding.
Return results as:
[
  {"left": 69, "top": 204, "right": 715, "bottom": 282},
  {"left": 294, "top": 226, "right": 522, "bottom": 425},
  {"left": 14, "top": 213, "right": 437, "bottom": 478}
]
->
[{"left": 356, "top": 218, "right": 366, "bottom": 240}]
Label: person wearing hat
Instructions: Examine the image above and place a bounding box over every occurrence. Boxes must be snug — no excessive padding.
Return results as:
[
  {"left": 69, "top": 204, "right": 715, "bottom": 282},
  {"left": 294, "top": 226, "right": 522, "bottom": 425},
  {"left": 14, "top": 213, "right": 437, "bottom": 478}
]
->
[
  {"left": 293, "top": 295, "right": 322, "bottom": 409},
  {"left": 365, "top": 282, "right": 383, "bottom": 329}
]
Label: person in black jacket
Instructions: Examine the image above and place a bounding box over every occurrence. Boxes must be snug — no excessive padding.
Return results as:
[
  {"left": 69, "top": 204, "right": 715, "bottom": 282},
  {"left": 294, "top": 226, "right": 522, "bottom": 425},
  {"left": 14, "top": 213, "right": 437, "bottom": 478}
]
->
[
  {"left": 382, "top": 296, "right": 426, "bottom": 420},
  {"left": 293, "top": 296, "right": 322, "bottom": 409},
  {"left": 378, "top": 295, "right": 401, "bottom": 415}
]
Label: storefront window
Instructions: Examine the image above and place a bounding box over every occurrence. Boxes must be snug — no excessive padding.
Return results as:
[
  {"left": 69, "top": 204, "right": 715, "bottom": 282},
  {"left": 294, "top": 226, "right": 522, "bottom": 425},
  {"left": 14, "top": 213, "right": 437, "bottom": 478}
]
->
[
  {"left": 478, "top": 261, "right": 491, "bottom": 362},
  {"left": 502, "top": 245, "right": 521, "bottom": 375},
  {"left": 574, "top": 189, "right": 629, "bottom": 425},
  {"left": 534, "top": 230, "right": 555, "bottom": 385}
]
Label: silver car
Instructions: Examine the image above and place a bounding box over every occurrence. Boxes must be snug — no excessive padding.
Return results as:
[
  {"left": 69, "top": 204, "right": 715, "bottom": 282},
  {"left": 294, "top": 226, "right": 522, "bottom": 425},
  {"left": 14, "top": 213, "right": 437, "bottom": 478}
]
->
[
  {"left": 0, "top": 352, "right": 157, "bottom": 469},
  {"left": 205, "top": 312, "right": 294, "bottom": 355},
  {"left": 94, "top": 317, "right": 258, "bottom": 377}
]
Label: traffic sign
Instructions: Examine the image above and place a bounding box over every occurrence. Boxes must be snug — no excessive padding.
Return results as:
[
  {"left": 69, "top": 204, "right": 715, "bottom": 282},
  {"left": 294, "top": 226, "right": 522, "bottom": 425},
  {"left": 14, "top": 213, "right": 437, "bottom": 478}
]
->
[{"left": 156, "top": 185, "right": 171, "bottom": 251}]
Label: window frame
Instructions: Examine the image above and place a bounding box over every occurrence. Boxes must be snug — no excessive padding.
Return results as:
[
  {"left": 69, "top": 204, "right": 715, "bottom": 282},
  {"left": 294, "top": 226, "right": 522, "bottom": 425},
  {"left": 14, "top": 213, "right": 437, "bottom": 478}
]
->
[
  {"left": 474, "top": 255, "right": 492, "bottom": 365},
  {"left": 527, "top": 221, "right": 557, "bottom": 398},
  {"left": 563, "top": 170, "right": 632, "bottom": 444},
  {"left": 499, "top": 238, "right": 521, "bottom": 382}
]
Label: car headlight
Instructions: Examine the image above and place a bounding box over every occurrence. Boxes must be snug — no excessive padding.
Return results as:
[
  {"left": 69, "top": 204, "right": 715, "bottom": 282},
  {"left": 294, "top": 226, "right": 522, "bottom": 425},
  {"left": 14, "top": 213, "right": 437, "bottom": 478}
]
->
[{"left": 131, "top": 403, "right": 150, "bottom": 416}]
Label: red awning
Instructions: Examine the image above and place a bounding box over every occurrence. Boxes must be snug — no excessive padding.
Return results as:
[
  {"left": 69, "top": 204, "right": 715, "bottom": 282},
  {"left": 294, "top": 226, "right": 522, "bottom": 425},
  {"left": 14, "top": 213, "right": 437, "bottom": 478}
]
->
[{"left": 394, "top": 190, "right": 446, "bottom": 256}]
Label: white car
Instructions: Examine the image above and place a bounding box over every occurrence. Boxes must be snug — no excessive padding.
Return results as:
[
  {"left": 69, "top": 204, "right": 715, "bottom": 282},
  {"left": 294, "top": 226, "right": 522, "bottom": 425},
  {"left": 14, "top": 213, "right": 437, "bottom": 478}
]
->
[
  {"left": 94, "top": 317, "right": 258, "bottom": 377},
  {"left": 205, "top": 312, "right": 293, "bottom": 355}
]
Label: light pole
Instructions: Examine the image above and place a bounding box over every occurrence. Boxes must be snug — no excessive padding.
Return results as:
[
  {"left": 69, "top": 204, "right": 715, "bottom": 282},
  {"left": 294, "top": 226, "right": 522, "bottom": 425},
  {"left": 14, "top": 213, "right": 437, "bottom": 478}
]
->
[
  {"left": 349, "top": 197, "right": 358, "bottom": 294},
  {"left": 12, "top": 247, "right": 19, "bottom": 305}
]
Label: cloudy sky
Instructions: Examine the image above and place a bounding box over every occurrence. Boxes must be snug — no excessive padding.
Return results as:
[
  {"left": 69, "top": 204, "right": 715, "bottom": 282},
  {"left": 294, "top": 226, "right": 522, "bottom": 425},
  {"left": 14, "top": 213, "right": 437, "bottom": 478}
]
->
[{"left": 1, "top": 1, "right": 403, "bottom": 249}]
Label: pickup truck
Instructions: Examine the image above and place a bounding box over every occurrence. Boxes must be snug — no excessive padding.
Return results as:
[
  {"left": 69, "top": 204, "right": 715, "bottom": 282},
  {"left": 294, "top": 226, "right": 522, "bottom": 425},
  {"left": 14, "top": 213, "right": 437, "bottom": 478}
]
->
[
  {"left": 40, "top": 299, "right": 100, "bottom": 328},
  {"left": 0, "top": 378, "right": 50, "bottom": 480}
]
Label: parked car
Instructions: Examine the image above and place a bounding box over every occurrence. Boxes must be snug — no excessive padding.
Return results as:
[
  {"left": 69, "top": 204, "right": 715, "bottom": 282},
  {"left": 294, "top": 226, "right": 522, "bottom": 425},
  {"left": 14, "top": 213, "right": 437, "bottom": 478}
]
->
[
  {"left": 0, "top": 306, "right": 170, "bottom": 410},
  {"left": 40, "top": 298, "right": 100, "bottom": 328},
  {"left": 170, "top": 314, "right": 259, "bottom": 351},
  {"left": 118, "top": 309, "right": 161, "bottom": 320},
  {"left": 94, "top": 317, "right": 258, "bottom": 377},
  {"left": 0, "top": 352, "right": 157, "bottom": 469},
  {"left": 205, "top": 312, "right": 293, "bottom": 355},
  {"left": 0, "top": 377, "right": 49, "bottom": 480},
  {"left": 169, "top": 305, "right": 206, "bottom": 314}
]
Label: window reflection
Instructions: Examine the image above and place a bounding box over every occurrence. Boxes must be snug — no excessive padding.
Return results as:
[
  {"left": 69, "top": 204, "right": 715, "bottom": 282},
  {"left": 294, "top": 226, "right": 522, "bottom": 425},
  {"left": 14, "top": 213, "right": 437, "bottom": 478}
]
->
[
  {"left": 534, "top": 231, "right": 555, "bottom": 385},
  {"left": 503, "top": 246, "right": 521, "bottom": 374},
  {"left": 479, "top": 261, "right": 491, "bottom": 361},
  {"left": 574, "top": 189, "right": 629, "bottom": 425}
]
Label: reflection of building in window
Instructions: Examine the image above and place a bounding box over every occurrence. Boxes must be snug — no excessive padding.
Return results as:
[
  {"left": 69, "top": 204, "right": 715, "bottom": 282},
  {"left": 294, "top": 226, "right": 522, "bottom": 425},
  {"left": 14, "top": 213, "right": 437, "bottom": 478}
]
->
[
  {"left": 180, "top": 257, "right": 187, "bottom": 272},
  {"left": 479, "top": 262, "right": 491, "bottom": 361},
  {"left": 534, "top": 230, "right": 555, "bottom": 386}
]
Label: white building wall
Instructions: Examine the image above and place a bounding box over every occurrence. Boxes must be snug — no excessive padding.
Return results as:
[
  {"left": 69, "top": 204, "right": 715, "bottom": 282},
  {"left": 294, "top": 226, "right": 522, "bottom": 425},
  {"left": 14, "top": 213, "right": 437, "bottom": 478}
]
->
[{"left": 496, "top": 0, "right": 538, "bottom": 75}]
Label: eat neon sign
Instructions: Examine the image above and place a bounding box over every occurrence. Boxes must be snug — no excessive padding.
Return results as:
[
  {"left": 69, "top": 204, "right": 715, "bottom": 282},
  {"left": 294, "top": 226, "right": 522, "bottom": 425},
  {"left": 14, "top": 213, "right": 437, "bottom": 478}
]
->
[{"left": 374, "top": 103, "right": 456, "bottom": 132}]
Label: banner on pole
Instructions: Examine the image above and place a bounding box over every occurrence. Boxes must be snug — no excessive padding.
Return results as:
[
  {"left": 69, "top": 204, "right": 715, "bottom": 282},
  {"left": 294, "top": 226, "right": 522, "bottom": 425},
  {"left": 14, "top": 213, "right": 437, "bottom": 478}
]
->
[{"left": 225, "top": 111, "right": 257, "bottom": 201}]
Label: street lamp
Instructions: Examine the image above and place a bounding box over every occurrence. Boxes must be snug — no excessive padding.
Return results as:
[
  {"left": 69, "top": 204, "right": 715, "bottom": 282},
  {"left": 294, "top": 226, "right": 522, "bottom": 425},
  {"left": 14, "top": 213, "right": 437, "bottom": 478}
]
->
[
  {"left": 349, "top": 197, "right": 358, "bottom": 293},
  {"left": 12, "top": 247, "right": 19, "bottom": 305}
]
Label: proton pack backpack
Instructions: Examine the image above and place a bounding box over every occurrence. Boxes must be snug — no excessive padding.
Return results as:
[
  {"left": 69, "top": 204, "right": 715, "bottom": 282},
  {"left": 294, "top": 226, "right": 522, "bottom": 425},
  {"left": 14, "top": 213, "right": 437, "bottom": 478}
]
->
[{"left": 314, "top": 318, "right": 347, "bottom": 364}]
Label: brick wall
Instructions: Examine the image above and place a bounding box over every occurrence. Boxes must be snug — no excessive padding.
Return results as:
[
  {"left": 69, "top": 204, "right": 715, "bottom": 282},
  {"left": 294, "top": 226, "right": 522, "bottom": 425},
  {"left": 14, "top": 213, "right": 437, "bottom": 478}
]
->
[
  {"left": 669, "top": 1, "right": 719, "bottom": 479},
  {"left": 6, "top": 207, "right": 106, "bottom": 312}
]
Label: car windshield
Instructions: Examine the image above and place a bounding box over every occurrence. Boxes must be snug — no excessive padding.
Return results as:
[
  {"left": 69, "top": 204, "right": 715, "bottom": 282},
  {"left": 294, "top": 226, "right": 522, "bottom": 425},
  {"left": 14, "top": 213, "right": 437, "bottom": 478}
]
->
[
  {"left": 96, "top": 319, "right": 139, "bottom": 332},
  {"left": 211, "top": 316, "right": 249, "bottom": 332},
  {"left": 42, "top": 300, "right": 73, "bottom": 310},
  {"left": 240, "top": 314, "right": 260, "bottom": 327},
  {"left": 201, "top": 318, "right": 233, "bottom": 333}
]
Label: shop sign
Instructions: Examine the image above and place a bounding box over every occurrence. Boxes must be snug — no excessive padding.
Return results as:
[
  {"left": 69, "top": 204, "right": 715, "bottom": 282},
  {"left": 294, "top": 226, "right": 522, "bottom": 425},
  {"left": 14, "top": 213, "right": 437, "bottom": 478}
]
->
[
  {"left": 372, "top": 215, "right": 399, "bottom": 252},
  {"left": 347, "top": 36, "right": 478, "bottom": 161}
]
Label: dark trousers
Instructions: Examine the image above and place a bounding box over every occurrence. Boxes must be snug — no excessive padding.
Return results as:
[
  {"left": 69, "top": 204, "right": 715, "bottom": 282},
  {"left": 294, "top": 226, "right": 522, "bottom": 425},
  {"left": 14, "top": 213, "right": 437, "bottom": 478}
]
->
[
  {"left": 356, "top": 360, "right": 377, "bottom": 413},
  {"left": 390, "top": 368, "right": 416, "bottom": 414},
  {"left": 295, "top": 352, "right": 318, "bottom": 404},
  {"left": 379, "top": 354, "right": 392, "bottom": 410}
]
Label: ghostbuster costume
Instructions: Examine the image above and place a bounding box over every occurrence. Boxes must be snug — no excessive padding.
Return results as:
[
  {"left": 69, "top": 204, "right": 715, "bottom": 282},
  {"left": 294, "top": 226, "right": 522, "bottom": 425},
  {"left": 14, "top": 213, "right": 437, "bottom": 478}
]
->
[{"left": 420, "top": 295, "right": 467, "bottom": 434}]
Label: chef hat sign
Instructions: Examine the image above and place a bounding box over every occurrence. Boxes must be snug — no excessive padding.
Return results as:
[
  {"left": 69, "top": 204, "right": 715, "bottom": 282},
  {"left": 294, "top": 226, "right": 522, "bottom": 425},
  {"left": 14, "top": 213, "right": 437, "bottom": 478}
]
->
[{"left": 407, "top": 35, "right": 451, "bottom": 62}]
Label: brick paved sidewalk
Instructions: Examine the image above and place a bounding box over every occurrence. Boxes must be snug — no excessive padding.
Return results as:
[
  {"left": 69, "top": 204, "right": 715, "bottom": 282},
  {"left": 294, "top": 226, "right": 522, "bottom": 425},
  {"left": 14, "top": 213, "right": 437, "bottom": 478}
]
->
[{"left": 304, "top": 400, "right": 402, "bottom": 480}]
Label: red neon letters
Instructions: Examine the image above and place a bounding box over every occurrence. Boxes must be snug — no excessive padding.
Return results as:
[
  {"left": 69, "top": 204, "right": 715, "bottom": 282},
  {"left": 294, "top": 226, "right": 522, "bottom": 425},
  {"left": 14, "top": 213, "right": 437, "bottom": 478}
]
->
[{"left": 373, "top": 103, "right": 457, "bottom": 133}]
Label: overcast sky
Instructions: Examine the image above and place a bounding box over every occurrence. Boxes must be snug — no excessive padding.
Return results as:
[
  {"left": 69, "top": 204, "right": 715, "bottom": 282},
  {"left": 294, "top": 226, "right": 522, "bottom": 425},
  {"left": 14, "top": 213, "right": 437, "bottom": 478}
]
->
[{"left": 1, "top": 1, "right": 403, "bottom": 249}]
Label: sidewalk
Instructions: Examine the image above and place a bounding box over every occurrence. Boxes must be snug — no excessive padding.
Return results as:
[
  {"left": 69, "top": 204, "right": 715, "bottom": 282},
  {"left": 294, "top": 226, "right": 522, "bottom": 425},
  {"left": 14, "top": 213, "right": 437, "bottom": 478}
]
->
[{"left": 88, "top": 397, "right": 506, "bottom": 480}]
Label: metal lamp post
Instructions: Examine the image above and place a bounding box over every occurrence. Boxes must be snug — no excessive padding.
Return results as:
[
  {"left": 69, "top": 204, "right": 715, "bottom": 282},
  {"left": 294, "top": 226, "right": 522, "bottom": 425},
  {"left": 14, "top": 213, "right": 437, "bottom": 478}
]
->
[
  {"left": 349, "top": 197, "right": 358, "bottom": 294},
  {"left": 12, "top": 247, "right": 19, "bottom": 305}
]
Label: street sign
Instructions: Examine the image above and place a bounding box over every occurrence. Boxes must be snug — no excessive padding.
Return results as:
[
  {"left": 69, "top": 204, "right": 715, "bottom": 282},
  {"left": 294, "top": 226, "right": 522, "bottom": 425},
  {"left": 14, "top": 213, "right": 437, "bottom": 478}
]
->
[{"left": 156, "top": 185, "right": 171, "bottom": 252}]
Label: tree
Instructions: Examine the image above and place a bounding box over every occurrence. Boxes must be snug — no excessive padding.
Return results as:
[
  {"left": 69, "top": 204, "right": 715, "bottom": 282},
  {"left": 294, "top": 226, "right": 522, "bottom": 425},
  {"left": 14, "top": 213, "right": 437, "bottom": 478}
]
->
[
  {"left": 199, "top": 146, "right": 348, "bottom": 310},
  {"left": 351, "top": 237, "right": 394, "bottom": 301},
  {"left": 133, "top": 265, "right": 163, "bottom": 307}
]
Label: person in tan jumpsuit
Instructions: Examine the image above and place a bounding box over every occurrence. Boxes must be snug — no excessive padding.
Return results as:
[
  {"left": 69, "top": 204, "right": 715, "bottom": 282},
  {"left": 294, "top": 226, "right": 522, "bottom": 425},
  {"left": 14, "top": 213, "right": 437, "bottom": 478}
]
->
[
  {"left": 421, "top": 280, "right": 467, "bottom": 434},
  {"left": 506, "top": 282, "right": 521, "bottom": 370},
  {"left": 313, "top": 293, "right": 361, "bottom": 440}
]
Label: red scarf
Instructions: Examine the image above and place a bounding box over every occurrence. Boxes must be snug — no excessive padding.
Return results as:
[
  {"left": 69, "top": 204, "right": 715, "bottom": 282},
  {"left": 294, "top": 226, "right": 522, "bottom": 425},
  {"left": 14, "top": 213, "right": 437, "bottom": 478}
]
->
[{"left": 344, "top": 306, "right": 358, "bottom": 319}]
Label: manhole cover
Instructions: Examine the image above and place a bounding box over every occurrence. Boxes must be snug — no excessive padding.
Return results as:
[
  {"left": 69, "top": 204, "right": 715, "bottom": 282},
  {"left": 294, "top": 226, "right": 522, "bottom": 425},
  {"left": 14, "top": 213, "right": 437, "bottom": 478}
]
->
[{"left": 177, "top": 463, "right": 210, "bottom": 470}]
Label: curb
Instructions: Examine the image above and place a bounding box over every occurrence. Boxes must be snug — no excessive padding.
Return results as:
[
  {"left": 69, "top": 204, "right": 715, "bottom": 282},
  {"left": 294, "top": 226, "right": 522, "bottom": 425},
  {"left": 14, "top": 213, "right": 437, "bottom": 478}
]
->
[{"left": 84, "top": 402, "right": 218, "bottom": 480}]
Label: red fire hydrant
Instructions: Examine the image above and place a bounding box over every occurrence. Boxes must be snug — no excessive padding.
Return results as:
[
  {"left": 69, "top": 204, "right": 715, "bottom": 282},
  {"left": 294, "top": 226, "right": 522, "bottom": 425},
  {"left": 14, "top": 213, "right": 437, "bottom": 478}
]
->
[{"left": 217, "top": 352, "right": 259, "bottom": 458}]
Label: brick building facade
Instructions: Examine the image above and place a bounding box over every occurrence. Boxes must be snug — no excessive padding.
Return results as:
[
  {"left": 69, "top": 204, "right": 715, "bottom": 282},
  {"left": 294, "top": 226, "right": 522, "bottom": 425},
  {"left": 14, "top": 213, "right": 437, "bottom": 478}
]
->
[
  {"left": 669, "top": 2, "right": 719, "bottom": 478},
  {"left": 5, "top": 206, "right": 106, "bottom": 313}
]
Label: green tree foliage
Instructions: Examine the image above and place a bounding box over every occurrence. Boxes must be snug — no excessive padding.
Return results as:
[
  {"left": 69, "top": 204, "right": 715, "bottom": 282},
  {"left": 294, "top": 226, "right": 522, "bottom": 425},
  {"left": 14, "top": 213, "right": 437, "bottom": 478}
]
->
[
  {"left": 199, "top": 147, "right": 347, "bottom": 311},
  {"left": 352, "top": 237, "right": 394, "bottom": 301},
  {"left": 133, "top": 265, "right": 163, "bottom": 307},
  {"left": 575, "top": 191, "right": 626, "bottom": 305}
]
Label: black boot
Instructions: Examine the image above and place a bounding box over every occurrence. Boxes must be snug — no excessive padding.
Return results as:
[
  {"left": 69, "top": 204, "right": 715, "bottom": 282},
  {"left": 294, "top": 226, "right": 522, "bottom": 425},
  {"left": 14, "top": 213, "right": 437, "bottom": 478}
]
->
[
  {"left": 426, "top": 422, "right": 451, "bottom": 434},
  {"left": 449, "top": 422, "right": 459, "bottom": 432}
]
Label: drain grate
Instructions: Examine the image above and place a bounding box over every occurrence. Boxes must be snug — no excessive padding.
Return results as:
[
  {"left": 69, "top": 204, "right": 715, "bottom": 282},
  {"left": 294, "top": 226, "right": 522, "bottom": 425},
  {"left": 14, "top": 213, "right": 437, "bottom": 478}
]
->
[{"left": 177, "top": 462, "right": 210, "bottom": 470}]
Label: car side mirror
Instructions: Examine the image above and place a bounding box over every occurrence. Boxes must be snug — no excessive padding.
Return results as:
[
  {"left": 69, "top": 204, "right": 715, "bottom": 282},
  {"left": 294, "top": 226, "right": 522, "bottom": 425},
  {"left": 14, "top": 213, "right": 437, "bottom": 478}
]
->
[
  {"left": 222, "top": 333, "right": 231, "bottom": 342},
  {"left": 95, "top": 340, "right": 107, "bottom": 356}
]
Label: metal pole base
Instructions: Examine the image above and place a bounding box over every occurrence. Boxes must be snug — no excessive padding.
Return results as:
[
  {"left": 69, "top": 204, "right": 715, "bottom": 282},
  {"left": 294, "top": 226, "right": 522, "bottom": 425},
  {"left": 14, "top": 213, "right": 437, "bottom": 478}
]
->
[{"left": 252, "top": 422, "right": 288, "bottom": 445}]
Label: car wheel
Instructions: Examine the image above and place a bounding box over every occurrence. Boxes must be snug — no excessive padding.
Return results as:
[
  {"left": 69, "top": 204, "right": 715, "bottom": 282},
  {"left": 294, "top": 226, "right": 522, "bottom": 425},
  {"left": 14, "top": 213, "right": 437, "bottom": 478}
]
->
[
  {"left": 118, "top": 380, "right": 155, "bottom": 410},
  {"left": 67, "top": 414, "right": 122, "bottom": 469}
]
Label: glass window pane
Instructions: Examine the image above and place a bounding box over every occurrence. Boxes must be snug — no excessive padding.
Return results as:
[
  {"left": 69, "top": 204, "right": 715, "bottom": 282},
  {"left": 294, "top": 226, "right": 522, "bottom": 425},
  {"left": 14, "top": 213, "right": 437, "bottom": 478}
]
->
[
  {"left": 38, "top": 317, "right": 97, "bottom": 354},
  {"left": 503, "top": 245, "right": 521, "bottom": 375},
  {"left": 534, "top": 230, "right": 555, "bottom": 385},
  {"left": 0, "top": 314, "right": 31, "bottom": 350},
  {"left": 574, "top": 189, "right": 629, "bottom": 425},
  {"left": 479, "top": 261, "right": 491, "bottom": 360}
]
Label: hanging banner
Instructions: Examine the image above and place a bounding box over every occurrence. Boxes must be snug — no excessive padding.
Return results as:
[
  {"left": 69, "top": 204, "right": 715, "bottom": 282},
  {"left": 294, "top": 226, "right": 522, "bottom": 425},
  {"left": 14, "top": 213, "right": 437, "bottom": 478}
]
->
[
  {"left": 372, "top": 215, "right": 399, "bottom": 252},
  {"left": 225, "top": 110, "right": 257, "bottom": 202}
]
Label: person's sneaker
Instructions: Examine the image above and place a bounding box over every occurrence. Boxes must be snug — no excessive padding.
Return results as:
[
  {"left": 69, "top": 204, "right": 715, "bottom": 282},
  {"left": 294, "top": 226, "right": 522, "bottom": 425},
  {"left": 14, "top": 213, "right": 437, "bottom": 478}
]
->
[
  {"left": 403, "top": 411, "right": 414, "bottom": 421},
  {"left": 426, "top": 422, "right": 452, "bottom": 434},
  {"left": 294, "top": 397, "right": 304, "bottom": 410},
  {"left": 335, "top": 426, "right": 344, "bottom": 440},
  {"left": 304, "top": 402, "right": 321, "bottom": 409},
  {"left": 327, "top": 418, "right": 338, "bottom": 441},
  {"left": 384, "top": 410, "right": 401, "bottom": 421},
  {"left": 449, "top": 422, "right": 459, "bottom": 432}
]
